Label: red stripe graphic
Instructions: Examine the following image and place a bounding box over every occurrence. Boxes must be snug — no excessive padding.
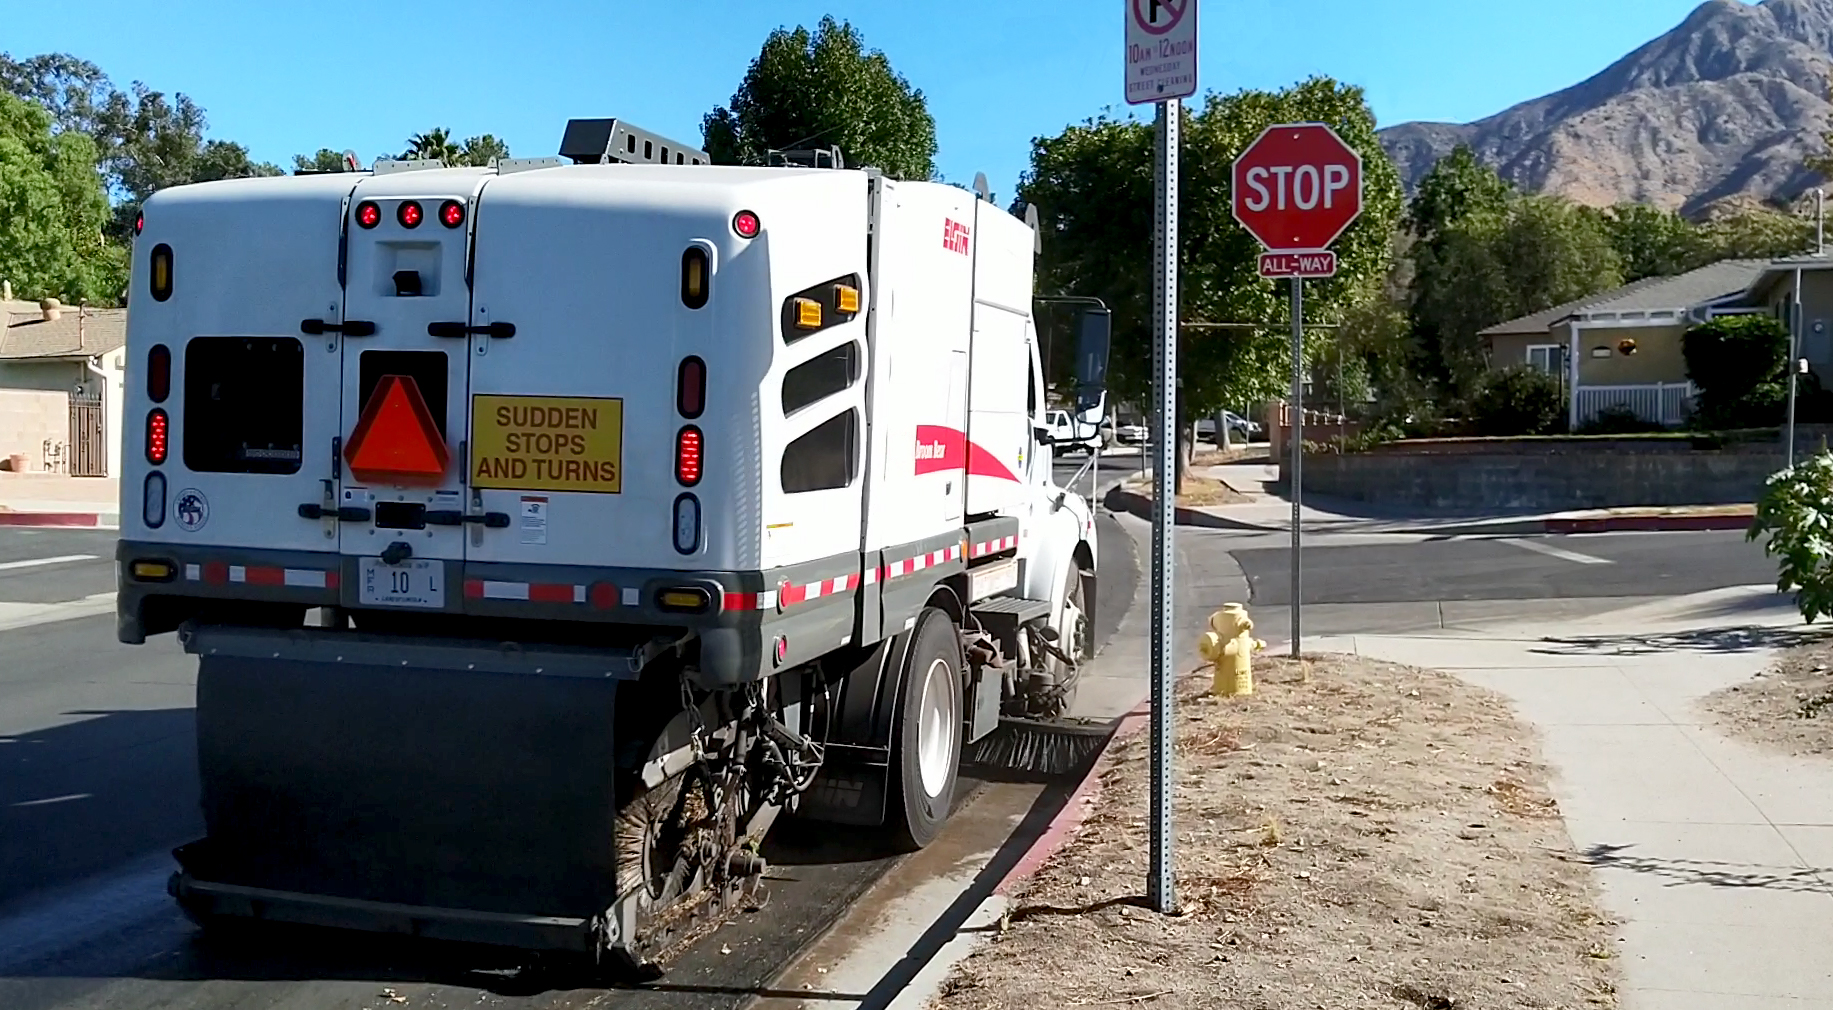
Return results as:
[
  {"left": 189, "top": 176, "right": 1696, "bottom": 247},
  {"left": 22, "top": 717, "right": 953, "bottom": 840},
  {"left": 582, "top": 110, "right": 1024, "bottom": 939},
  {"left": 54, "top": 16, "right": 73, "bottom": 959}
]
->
[{"left": 914, "top": 425, "right": 1020, "bottom": 482}]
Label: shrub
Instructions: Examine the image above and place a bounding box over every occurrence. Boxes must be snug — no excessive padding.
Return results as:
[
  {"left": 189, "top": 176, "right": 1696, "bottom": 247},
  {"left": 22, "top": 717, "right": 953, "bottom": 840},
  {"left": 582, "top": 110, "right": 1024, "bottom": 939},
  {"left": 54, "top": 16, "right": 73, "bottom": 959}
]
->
[
  {"left": 1576, "top": 404, "right": 1667, "bottom": 435},
  {"left": 1683, "top": 315, "right": 1790, "bottom": 429},
  {"left": 1469, "top": 366, "right": 1565, "bottom": 436},
  {"left": 1750, "top": 453, "right": 1833, "bottom": 622}
]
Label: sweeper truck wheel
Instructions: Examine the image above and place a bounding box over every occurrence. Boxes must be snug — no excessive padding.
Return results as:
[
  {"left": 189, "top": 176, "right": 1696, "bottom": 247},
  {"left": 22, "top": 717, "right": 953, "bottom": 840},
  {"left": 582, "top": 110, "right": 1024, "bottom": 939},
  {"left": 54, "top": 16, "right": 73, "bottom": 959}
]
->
[{"left": 888, "top": 608, "right": 963, "bottom": 851}]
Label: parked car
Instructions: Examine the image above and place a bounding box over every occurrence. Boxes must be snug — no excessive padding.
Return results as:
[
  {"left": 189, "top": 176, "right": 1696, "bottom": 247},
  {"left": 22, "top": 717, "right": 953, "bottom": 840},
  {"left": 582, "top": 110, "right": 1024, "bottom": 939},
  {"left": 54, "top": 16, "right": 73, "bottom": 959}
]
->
[
  {"left": 1111, "top": 419, "right": 1149, "bottom": 444},
  {"left": 1046, "top": 409, "right": 1103, "bottom": 454},
  {"left": 1195, "top": 412, "right": 1262, "bottom": 444}
]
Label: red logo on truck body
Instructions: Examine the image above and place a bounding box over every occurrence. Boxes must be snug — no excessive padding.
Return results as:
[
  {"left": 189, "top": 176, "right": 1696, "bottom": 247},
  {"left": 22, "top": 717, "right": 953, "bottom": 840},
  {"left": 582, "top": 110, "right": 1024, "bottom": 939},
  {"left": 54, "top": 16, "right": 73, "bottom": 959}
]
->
[{"left": 942, "top": 219, "right": 971, "bottom": 256}]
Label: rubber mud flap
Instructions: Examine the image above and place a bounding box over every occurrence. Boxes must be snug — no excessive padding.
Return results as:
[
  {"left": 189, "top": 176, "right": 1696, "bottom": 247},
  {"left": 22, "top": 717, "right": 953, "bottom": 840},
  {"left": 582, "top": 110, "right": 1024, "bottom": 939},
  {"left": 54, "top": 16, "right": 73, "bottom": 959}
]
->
[{"left": 188, "top": 652, "right": 621, "bottom": 919}]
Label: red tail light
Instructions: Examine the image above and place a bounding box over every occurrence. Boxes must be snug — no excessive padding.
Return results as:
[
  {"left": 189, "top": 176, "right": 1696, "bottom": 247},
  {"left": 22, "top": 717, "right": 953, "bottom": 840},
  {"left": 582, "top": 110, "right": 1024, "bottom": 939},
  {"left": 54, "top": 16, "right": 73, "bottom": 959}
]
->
[
  {"left": 732, "top": 210, "right": 760, "bottom": 239},
  {"left": 356, "top": 201, "right": 381, "bottom": 229},
  {"left": 147, "top": 344, "right": 171, "bottom": 403},
  {"left": 146, "top": 409, "right": 169, "bottom": 465},
  {"left": 440, "top": 200, "right": 465, "bottom": 228},
  {"left": 677, "top": 356, "right": 705, "bottom": 419},
  {"left": 397, "top": 201, "right": 423, "bottom": 228},
  {"left": 675, "top": 426, "right": 703, "bottom": 486}
]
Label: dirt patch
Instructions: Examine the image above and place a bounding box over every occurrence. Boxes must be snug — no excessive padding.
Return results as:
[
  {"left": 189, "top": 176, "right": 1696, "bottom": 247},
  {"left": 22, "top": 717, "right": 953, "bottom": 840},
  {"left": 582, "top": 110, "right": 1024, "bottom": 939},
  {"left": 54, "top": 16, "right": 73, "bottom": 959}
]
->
[
  {"left": 1191, "top": 447, "right": 1269, "bottom": 467},
  {"left": 1122, "top": 475, "right": 1251, "bottom": 508},
  {"left": 1700, "top": 638, "right": 1833, "bottom": 758},
  {"left": 940, "top": 657, "right": 1619, "bottom": 1009}
]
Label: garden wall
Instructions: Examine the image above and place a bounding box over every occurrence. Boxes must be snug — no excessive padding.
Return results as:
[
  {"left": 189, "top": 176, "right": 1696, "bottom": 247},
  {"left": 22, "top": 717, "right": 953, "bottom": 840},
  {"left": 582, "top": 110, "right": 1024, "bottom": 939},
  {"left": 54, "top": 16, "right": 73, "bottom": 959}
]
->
[{"left": 1292, "top": 429, "right": 1833, "bottom": 511}]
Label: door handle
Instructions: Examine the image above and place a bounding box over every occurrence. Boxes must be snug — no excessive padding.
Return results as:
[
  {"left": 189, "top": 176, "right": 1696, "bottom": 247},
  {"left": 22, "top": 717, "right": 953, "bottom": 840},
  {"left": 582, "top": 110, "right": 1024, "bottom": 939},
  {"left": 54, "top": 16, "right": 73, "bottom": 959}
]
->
[
  {"left": 301, "top": 319, "right": 377, "bottom": 337},
  {"left": 425, "top": 510, "right": 512, "bottom": 528},
  {"left": 297, "top": 503, "right": 373, "bottom": 522},
  {"left": 427, "top": 322, "right": 516, "bottom": 339}
]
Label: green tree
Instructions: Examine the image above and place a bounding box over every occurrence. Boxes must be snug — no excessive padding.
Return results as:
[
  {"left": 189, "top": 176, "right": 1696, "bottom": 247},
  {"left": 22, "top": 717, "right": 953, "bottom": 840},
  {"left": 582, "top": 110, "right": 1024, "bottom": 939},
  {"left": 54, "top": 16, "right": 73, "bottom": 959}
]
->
[
  {"left": 1682, "top": 315, "right": 1790, "bottom": 429},
  {"left": 0, "top": 91, "right": 123, "bottom": 303},
  {"left": 1018, "top": 77, "right": 1405, "bottom": 483},
  {"left": 1408, "top": 163, "right": 1622, "bottom": 401},
  {"left": 292, "top": 148, "right": 353, "bottom": 173},
  {"left": 702, "top": 16, "right": 936, "bottom": 180},
  {"left": 1604, "top": 203, "right": 1711, "bottom": 281},
  {"left": 1405, "top": 145, "right": 1511, "bottom": 242},
  {"left": 1404, "top": 146, "right": 1514, "bottom": 399},
  {"left": 1700, "top": 206, "right": 1813, "bottom": 261}
]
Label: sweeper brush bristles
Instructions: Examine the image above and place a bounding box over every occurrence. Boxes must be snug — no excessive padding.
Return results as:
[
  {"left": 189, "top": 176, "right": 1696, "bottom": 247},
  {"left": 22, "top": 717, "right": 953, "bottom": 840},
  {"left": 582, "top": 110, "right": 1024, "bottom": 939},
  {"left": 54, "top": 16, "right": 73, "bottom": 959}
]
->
[{"left": 963, "top": 717, "right": 1112, "bottom": 777}]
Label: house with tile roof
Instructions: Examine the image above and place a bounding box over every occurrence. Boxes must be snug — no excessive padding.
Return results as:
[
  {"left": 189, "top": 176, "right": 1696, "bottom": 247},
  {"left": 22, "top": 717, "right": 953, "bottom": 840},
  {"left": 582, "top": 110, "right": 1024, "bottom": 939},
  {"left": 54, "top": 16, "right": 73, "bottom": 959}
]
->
[
  {"left": 1, "top": 299, "right": 126, "bottom": 476},
  {"left": 1478, "top": 260, "right": 1771, "bottom": 429}
]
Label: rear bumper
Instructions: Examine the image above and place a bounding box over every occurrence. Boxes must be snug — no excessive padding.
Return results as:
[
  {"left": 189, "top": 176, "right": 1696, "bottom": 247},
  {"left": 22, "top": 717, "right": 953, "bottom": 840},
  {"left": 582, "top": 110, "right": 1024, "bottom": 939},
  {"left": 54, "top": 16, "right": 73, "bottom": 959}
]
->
[{"left": 170, "top": 865, "right": 600, "bottom": 951}]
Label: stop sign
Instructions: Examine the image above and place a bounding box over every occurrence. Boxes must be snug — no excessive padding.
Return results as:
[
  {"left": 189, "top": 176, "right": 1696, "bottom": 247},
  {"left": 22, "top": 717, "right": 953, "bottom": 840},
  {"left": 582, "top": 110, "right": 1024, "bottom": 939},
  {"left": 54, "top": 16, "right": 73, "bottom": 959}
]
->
[{"left": 1231, "top": 123, "right": 1364, "bottom": 253}]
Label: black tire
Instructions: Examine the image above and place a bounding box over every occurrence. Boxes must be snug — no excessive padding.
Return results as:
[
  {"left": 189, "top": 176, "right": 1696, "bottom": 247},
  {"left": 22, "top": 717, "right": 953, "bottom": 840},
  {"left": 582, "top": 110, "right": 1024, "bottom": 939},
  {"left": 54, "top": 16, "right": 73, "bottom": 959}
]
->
[
  {"left": 888, "top": 608, "right": 963, "bottom": 851},
  {"left": 1048, "top": 567, "right": 1094, "bottom": 716}
]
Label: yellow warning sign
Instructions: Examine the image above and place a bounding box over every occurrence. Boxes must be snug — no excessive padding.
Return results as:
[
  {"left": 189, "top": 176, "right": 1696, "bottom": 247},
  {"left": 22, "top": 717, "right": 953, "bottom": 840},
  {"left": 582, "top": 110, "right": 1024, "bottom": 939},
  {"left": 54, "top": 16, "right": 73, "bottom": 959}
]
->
[{"left": 470, "top": 395, "right": 623, "bottom": 493}]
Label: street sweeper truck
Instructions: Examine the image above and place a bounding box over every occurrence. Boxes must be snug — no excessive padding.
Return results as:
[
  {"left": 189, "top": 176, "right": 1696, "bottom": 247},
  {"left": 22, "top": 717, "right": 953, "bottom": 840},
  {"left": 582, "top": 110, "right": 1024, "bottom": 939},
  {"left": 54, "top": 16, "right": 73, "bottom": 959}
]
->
[{"left": 114, "top": 116, "right": 1111, "bottom": 971}]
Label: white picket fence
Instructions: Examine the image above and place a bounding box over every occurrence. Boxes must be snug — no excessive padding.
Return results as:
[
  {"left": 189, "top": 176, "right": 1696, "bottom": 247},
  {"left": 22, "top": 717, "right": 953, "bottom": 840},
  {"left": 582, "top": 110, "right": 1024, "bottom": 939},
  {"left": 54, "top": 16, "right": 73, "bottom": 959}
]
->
[{"left": 1574, "top": 382, "right": 1696, "bottom": 427}]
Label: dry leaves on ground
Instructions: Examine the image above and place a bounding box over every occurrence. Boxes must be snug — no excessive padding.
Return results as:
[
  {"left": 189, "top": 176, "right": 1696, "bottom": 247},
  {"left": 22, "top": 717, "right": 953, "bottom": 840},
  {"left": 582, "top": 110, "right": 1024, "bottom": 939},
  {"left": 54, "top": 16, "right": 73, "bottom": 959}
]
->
[
  {"left": 939, "top": 656, "right": 1619, "bottom": 1010},
  {"left": 1700, "top": 637, "right": 1833, "bottom": 757},
  {"left": 1123, "top": 475, "right": 1251, "bottom": 508}
]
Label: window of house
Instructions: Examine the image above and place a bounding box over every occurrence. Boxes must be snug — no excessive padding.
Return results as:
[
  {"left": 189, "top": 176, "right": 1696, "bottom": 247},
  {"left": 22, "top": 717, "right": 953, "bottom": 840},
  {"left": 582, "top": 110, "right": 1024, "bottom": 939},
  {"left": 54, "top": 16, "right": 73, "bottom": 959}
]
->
[
  {"left": 781, "top": 410, "right": 858, "bottom": 493},
  {"left": 1526, "top": 344, "right": 1562, "bottom": 375}
]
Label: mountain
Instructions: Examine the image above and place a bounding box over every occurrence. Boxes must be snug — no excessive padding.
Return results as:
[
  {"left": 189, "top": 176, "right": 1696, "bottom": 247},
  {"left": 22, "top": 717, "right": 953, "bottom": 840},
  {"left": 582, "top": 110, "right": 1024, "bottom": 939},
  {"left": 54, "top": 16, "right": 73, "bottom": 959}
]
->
[{"left": 1379, "top": 0, "right": 1833, "bottom": 216}]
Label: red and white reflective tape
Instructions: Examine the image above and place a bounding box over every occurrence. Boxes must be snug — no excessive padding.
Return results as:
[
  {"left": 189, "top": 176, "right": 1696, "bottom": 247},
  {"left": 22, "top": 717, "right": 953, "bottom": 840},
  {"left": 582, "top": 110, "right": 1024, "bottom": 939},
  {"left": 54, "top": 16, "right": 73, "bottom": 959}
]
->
[
  {"left": 186, "top": 562, "right": 338, "bottom": 590},
  {"left": 969, "top": 535, "right": 1019, "bottom": 559},
  {"left": 883, "top": 543, "right": 964, "bottom": 580},
  {"left": 464, "top": 580, "right": 587, "bottom": 604},
  {"left": 723, "top": 589, "right": 780, "bottom": 611}
]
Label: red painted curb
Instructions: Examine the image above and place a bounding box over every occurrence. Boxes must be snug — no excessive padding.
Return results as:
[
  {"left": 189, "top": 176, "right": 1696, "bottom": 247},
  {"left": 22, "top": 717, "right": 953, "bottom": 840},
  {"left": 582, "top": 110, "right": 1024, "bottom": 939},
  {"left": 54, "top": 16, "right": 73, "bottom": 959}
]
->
[
  {"left": 0, "top": 512, "right": 101, "bottom": 527},
  {"left": 995, "top": 700, "right": 1152, "bottom": 896},
  {"left": 1545, "top": 514, "right": 1754, "bottom": 534}
]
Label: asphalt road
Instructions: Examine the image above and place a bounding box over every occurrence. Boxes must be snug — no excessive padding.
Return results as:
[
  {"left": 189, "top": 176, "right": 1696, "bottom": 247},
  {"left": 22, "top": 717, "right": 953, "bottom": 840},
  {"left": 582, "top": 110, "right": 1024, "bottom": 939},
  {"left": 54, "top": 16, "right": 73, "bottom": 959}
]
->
[
  {"left": 1233, "top": 530, "right": 1775, "bottom": 606},
  {"left": 0, "top": 495, "right": 1134, "bottom": 1010}
]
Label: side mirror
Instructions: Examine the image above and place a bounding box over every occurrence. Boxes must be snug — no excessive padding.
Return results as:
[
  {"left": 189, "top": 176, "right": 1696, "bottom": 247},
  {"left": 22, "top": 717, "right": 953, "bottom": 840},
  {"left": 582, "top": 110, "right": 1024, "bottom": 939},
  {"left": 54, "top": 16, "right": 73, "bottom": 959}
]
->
[{"left": 1074, "top": 307, "right": 1111, "bottom": 415}]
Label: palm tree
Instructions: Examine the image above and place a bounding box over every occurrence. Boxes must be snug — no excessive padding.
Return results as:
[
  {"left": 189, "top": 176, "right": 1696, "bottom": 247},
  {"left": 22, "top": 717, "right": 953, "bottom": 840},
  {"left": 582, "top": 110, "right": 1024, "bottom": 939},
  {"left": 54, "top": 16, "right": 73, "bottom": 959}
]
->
[{"left": 401, "top": 128, "right": 460, "bottom": 163}]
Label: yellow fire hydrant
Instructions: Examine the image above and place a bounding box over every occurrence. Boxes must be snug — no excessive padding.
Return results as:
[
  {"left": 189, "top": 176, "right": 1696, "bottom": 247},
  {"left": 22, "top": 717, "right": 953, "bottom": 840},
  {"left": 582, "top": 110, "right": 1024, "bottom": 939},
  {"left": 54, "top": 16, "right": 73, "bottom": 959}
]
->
[{"left": 1199, "top": 603, "right": 1266, "bottom": 697}]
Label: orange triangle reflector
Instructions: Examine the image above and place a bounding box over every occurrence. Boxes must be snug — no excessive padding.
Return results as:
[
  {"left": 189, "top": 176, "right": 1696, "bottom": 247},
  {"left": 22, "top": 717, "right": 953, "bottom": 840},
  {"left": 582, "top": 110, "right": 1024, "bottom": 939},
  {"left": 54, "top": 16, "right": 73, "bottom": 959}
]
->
[{"left": 344, "top": 375, "right": 450, "bottom": 485}]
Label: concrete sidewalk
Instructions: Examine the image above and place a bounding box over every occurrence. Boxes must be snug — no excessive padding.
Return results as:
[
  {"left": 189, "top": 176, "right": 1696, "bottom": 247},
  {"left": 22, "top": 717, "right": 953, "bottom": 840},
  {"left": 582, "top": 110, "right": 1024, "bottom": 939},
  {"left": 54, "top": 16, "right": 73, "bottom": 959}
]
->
[
  {"left": 1109, "top": 461, "right": 1758, "bottom": 536},
  {"left": 1310, "top": 586, "right": 1833, "bottom": 1009},
  {"left": 0, "top": 474, "right": 118, "bottom": 527}
]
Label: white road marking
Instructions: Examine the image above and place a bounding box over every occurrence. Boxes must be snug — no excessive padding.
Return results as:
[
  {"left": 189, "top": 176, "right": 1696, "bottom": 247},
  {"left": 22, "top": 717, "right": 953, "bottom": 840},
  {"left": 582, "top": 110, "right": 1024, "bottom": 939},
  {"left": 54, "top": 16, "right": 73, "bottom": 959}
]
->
[
  {"left": 0, "top": 593, "right": 117, "bottom": 634},
  {"left": 1501, "top": 538, "right": 1613, "bottom": 565},
  {"left": 0, "top": 554, "right": 98, "bottom": 572},
  {"left": 9, "top": 792, "right": 91, "bottom": 808}
]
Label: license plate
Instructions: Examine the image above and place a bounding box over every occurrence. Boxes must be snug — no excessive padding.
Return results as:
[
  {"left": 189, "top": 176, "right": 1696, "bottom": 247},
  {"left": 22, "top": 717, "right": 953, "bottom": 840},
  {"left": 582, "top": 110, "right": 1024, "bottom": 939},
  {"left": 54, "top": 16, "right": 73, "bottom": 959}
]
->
[{"left": 359, "top": 558, "right": 445, "bottom": 609}]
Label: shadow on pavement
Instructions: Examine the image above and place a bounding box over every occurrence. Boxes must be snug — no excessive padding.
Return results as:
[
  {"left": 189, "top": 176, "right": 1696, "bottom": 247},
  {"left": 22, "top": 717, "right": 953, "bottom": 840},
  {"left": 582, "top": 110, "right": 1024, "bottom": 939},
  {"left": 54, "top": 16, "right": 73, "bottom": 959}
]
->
[
  {"left": 1580, "top": 844, "right": 1833, "bottom": 894},
  {"left": 0, "top": 708, "right": 199, "bottom": 912},
  {"left": 1530, "top": 625, "right": 1829, "bottom": 657}
]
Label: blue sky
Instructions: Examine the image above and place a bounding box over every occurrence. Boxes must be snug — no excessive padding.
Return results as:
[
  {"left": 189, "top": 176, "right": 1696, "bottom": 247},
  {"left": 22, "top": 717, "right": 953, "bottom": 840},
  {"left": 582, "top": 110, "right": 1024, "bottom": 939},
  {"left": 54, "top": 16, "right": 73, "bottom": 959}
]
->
[{"left": 5, "top": 0, "right": 1746, "bottom": 197}]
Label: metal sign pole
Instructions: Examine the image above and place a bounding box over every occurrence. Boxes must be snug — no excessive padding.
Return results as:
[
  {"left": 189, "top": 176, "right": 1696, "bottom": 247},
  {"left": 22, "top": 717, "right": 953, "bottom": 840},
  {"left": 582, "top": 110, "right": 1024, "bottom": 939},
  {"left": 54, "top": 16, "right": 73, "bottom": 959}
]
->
[
  {"left": 1148, "top": 96, "right": 1179, "bottom": 916},
  {"left": 1290, "top": 277, "right": 1303, "bottom": 659}
]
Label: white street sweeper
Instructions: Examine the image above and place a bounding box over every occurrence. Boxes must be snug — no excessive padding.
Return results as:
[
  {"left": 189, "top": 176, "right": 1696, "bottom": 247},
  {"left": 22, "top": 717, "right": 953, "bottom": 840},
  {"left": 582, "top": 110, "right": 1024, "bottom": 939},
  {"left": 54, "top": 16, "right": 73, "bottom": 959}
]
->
[{"left": 115, "top": 117, "right": 1111, "bottom": 971}]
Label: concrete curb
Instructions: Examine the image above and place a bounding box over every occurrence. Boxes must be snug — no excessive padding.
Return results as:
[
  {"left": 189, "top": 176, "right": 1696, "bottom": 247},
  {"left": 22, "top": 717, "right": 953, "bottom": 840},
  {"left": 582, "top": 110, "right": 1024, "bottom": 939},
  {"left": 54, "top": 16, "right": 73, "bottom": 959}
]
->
[
  {"left": 993, "top": 700, "right": 1151, "bottom": 896},
  {"left": 1102, "top": 485, "right": 1279, "bottom": 533},
  {"left": 0, "top": 511, "right": 109, "bottom": 528}
]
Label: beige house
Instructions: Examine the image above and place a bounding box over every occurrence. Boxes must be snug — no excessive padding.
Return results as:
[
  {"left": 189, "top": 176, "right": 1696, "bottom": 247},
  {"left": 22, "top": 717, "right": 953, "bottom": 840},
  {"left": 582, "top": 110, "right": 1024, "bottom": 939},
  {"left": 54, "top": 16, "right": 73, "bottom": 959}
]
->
[
  {"left": 1742, "top": 257, "right": 1833, "bottom": 371},
  {"left": 0, "top": 299, "right": 127, "bottom": 476},
  {"left": 1478, "top": 260, "right": 1770, "bottom": 428}
]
